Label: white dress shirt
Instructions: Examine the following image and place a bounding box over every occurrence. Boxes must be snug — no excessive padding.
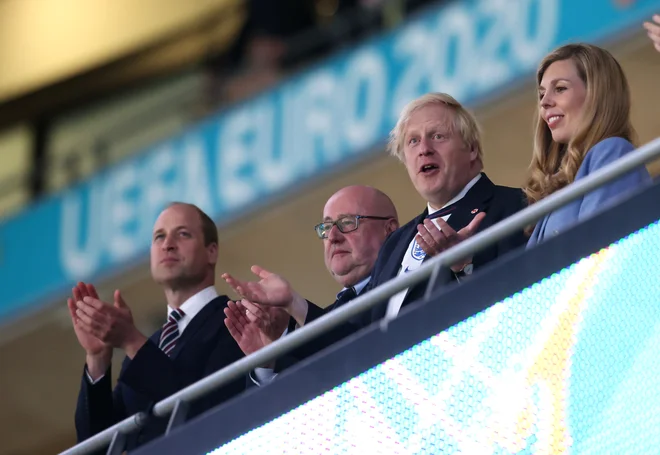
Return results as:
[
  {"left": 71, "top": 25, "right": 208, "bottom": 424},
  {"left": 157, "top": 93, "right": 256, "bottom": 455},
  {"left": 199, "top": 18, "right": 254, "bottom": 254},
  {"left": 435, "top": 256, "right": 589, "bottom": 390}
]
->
[
  {"left": 386, "top": 174, "right": 482, "bottom": 319},
  {"left": 86, "top": 286, "right": 219, "bottom": 384},
  {"left": 351, "top": 276, "right": 371, "bottom": 297}
]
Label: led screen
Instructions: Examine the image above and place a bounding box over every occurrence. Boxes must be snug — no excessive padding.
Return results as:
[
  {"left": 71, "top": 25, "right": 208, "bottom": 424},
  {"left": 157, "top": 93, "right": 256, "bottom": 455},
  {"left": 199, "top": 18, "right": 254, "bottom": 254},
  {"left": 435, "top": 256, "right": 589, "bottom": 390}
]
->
[{"left": 209, "top": 220, "right": 660, "bottom": 454}]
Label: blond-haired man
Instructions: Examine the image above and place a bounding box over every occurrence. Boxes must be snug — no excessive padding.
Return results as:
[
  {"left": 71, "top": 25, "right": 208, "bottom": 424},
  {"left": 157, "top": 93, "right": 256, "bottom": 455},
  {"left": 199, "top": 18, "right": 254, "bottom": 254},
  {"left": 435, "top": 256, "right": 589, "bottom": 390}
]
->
[{"left": 366, "top": 92, "right": 527, "bottom": 319}]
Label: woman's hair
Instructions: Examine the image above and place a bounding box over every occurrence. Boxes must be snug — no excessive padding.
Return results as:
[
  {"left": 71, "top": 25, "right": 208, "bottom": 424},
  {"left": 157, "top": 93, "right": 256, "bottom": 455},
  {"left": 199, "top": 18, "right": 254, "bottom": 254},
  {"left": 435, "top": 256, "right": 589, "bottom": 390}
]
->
[{"left": 522, "top": 43, "right": 636, "bottom": 206}]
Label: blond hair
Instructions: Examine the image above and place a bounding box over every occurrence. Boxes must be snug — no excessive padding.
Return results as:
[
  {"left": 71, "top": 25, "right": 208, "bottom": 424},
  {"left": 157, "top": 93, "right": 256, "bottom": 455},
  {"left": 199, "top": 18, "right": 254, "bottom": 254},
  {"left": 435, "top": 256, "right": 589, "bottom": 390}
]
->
[
  {"left": 523, "top": 43, "right": 636, "bottom": 205},
  {"left": 387, "top": 93, "right": 484, "bottom": 163}
]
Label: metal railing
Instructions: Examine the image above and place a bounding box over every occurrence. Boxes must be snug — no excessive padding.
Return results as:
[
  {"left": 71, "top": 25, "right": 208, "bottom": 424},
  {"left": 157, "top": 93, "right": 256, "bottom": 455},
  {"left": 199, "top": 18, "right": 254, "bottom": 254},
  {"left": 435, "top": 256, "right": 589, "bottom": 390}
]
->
[{"left": 59, "top": 136, "right": 660, "bottom": 455}]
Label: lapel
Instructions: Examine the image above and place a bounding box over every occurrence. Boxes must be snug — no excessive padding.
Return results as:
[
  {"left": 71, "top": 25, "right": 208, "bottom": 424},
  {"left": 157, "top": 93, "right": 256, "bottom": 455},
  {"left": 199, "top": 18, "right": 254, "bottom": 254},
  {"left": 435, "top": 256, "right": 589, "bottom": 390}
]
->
[
  {"left": 529, "top": 215, "right": 548, "bottom": 245},
  {"left": 381, "top": 210, "right": 428, "bottom": 281},
  {"left": 421, "top": 173, "right": 495, "bottom": 264},
  {"left": 168, "top": 296, "right": 226, "bottom": 359},
  {"left": 446, "top": 173, "right": 495, "bottom": 231},
  {"left": 149, "top": 329, "right": 162, "bottom": 347}
]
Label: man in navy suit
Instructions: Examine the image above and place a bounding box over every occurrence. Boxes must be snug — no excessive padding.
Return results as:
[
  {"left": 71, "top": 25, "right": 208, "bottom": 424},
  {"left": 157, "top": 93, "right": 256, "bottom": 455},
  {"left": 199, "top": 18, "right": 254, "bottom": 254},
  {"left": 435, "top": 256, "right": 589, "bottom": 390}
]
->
[
  {"left": 221, "top": 185, "right": 399, "bottom": 382},
  {"left": 68, "top": 202, "right": 245, "bottom": 452},
  {"left": 366, "top": 92, "right": 528, "bottom": 320}
]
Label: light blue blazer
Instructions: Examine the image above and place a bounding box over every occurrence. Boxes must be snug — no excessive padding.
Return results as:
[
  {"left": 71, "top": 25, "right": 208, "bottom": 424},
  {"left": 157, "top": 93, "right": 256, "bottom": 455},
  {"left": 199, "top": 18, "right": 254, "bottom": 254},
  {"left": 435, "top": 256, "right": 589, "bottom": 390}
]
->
[{"left": 527, "top": 137, "right": 652, "bottom": 248}]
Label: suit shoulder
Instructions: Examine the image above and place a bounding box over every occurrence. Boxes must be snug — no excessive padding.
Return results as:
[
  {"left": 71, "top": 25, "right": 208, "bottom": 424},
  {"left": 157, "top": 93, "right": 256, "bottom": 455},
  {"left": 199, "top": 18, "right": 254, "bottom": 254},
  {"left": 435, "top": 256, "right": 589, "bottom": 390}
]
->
[
  {"left": 399, "top": 215, "right": 424, "bottom": 231},
  {"left": 383, "top": 216, "right": 419, "bottom": 247},
  {"left": 213, "top": 295, "right": 231, "bottom": 305},
  {"left": 492, "top": 185, "right": 526, "bottom": 207},
  {"left": 203, "top": 295, "right": 231, "bottom": 315}
]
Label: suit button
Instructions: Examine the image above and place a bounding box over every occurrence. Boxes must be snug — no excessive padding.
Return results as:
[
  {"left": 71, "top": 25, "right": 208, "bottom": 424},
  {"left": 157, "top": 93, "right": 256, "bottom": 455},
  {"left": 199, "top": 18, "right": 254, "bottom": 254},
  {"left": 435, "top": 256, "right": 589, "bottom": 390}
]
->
[{"left": 553, "top": 230, "right": 559, "bottom": 236}]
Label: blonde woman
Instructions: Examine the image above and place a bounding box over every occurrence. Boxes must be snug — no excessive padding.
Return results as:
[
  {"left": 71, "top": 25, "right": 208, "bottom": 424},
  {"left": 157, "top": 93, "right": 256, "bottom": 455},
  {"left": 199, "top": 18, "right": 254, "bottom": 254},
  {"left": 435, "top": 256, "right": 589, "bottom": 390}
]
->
[{"left": 524, "top": 43, "right": 652, "bottom": 247}]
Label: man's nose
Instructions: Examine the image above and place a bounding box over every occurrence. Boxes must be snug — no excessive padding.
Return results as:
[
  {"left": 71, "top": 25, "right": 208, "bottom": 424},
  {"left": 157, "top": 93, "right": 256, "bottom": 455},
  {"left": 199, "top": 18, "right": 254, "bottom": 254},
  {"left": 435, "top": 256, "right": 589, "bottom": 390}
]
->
[
  {"left": 162, "top": 236, "right": 176, "bottom": 250},
  {"left": 419, "top": 137, "right": 434, "bottom": 155},
  {"left": 327, "top": 225, "right": 343, "bottom": 242}
]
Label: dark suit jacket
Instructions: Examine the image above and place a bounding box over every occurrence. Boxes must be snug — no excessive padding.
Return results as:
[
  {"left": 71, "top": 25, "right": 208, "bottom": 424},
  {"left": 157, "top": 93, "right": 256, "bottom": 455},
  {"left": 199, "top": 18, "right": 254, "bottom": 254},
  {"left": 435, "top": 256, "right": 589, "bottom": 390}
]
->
[
  {"left": 366, "top": 172, "right": 527, "bottom": 320},
  {"left": 75, "top": 295, "right": 246, "bottom": 452},
  {"left": 270, "top": 292, "right": 362, "bottom": 374}
]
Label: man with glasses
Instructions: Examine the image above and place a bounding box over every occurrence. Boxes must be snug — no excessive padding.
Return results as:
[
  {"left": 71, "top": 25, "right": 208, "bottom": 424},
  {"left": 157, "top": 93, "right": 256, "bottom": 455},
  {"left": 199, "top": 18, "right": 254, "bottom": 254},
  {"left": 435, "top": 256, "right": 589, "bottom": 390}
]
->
[{"left": 222, "top": 185, "right": 399, "bottom": 383}]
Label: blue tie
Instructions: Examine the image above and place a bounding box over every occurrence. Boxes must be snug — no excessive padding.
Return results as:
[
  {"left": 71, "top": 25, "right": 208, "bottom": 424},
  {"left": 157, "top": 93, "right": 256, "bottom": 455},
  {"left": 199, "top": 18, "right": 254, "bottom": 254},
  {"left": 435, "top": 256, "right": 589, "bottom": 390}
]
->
[
  {"left": 426, "top": 200, "right": 461, "bottom": 221},
  {"left": 159, "top": 308, "right": 185, "bottom": 356},
  {"left": 335, "top": 287, "right": 357, "bottom": 307}
]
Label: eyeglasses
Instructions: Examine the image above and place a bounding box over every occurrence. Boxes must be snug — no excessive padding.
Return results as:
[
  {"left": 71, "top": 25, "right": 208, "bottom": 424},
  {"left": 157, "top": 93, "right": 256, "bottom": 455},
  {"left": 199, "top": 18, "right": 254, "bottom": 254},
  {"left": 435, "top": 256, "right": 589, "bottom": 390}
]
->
[{"left": 314, "top": 215, "right": 392, "bottom": 239}]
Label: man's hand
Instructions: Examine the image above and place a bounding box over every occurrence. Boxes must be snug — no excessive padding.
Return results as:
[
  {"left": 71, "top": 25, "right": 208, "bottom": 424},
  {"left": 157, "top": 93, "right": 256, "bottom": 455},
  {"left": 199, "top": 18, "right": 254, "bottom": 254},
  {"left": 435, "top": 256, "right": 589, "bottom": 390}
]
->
[
  {"left": 68, "top": 282, "right": 113, "bottom": 379},
  {"left": 222, "top": 266, "right": 309, "bottom": 326},
  {"left": 224, "top": 300, "right": 288, "bottom": 368},
  {"left": 416, "top": 212, "right": 486, "bottom": 272},
  {"left": 241, "top": 299, "right": 290, "bottom": 343},
  {"left": 68, "top": 282, "right": 111, "bottom": 356},
  {"left": 222, "top": 265, "right": 296, "bottom": 309},
  {"left": 74, "top": 287, "right": 147, "bottom": 359},
  {"left": 643, "top": 14, "right": 660, "bottom": 52}
]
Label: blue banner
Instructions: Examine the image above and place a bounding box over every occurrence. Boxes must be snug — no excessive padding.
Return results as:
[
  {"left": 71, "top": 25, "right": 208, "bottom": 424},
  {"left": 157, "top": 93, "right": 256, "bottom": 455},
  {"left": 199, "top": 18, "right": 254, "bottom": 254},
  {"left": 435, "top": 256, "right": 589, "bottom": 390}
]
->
[{"left": 0, "top": 0, "right": 656, "bottom": 321}]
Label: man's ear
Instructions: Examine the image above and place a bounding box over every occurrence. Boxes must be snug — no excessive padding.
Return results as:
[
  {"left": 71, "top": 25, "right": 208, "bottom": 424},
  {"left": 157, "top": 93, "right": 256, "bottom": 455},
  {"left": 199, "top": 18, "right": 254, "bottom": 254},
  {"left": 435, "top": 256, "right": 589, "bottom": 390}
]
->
[
  {"left": 386, "top": 218, "right": 399, "bottom": 235},
  {"left": 469, "top": 144, "right": 480, "bottom": 162},
  {"left": 207, "top": 243, "right": 218, "bottom": 266}
]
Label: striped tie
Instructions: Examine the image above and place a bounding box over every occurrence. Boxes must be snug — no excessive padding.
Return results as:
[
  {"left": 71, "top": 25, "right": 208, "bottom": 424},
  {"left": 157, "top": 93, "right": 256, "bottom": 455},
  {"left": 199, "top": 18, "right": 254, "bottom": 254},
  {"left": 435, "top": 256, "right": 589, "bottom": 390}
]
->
[{"left": 159, "top": 308, "right": 185, "bottom": 356}]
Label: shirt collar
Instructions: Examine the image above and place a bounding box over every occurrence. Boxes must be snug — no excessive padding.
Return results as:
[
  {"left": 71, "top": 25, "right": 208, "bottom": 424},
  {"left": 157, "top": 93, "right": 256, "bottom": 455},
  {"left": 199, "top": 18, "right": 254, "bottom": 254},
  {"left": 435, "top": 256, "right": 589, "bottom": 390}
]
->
[
  {"left": 427, "top": 173, "right": 482, "bottom": 215},
  {"left": 337, "top": 276, "right": 371, "bottom": 300},
  {"left": 167, "top": 286, "right": 218, "bottom": 332}
]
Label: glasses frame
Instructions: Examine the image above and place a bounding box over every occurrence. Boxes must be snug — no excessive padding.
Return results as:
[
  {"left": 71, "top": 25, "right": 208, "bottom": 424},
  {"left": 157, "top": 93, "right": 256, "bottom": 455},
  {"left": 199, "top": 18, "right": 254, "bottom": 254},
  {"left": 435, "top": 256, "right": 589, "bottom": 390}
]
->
[{"left": 314, "top": 215, "right": 392, "bottom": 239}]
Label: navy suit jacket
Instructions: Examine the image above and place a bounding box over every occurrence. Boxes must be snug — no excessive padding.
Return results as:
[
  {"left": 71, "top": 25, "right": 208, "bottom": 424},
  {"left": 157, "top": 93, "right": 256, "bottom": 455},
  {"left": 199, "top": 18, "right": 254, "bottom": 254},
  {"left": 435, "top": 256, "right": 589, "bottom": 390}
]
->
[
  {"left": 75, "top": 295, "right": 246, "bottom": 452},
  {"left": 366, "top": 172, "right": 527, "bottom": 320},
  {"left": 527, "top": 137, "right": 652, "bottom": 247},
  {"left": 272, "top": 293, "right": 364, "bottom": 373}
]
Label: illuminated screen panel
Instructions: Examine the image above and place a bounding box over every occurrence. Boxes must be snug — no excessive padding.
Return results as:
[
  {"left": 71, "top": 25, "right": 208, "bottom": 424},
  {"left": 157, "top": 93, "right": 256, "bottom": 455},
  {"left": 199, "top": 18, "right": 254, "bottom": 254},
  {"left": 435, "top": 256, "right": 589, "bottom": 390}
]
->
[{"left": 209, "top": 220, "right": 660, "bottom": 454}]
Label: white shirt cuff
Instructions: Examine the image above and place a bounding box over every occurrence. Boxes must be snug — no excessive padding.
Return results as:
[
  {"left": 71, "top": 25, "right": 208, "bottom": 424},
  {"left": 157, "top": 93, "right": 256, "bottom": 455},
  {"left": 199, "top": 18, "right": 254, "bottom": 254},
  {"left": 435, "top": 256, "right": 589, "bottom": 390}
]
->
[
  {"left": 253, "top": 368, "right": 278, "bottom": 385},
  {"left": 85, "top": 367, "right": 105, "bottom": 385},
  {"left": 249, "top": 325, "right": 289, "bottom": 386}
]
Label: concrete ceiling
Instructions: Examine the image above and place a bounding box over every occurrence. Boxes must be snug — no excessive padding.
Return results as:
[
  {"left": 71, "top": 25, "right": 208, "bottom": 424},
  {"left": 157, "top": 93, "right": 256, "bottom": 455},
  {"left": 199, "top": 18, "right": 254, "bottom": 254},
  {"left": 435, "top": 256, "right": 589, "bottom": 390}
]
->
[
  {"left": 0, "top": 0, "right": 244, "bottom": 103},
  {"left": 0, "top": 33, "right": 658, "bottom": 455}
]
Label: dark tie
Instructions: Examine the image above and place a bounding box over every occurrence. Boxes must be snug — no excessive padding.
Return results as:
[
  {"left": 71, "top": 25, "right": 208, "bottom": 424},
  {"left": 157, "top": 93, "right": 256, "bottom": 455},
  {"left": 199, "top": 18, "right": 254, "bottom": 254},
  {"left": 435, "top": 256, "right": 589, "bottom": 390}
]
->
[
  {"left": 159, "top": 308, "right": 185, "bottom": 356},
  {"left": 335, "top": 287, "right": 357, "bottom": 308},
  {"left": 425, "top": 200, "right": 461, "bottom": 221}
]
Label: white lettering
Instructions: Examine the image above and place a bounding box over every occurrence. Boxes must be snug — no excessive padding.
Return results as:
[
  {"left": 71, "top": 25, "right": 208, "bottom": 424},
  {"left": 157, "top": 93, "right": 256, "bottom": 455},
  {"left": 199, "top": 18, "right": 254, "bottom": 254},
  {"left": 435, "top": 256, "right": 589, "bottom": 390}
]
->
[
  {"left": 279, "top": 84, "right": 311, "bottom": 179},
  {"left": 281, "top": 71, "right": 341, "bottom": 179},
  {"left": 182, "top": 137, "right": 214, "bottom": 214},
  {"left": 511, "top": 0, "right": 559, "bottom": 67},
  {"left": 390, "top": 25, "right": 432, "bottom": 124},
  {"left": 60, "top": 186, "right": 102, "bottom": 279},
  {"left": 431, "top": 4, "right": 476, "bottom": 100},
  {"left": 300, "top": 72, "right": 341, "bottom": 169},
  {"left": 252, "top": 100, "right": 287, "bottom": 191},
  {"left": 142, "top": 145, "right": 178, "bottom": 239},
  {"left": 475, "top": 0, "right": 514, "bottom": 91},
  {"left": 343, "top": 51, "right": 388, "bottom": 151},
  {"left": 218, "top": 105, "right": 257, "bottom": 209},
  {"left": 107, "top": 164, "right": 140, "bottom": 261}
]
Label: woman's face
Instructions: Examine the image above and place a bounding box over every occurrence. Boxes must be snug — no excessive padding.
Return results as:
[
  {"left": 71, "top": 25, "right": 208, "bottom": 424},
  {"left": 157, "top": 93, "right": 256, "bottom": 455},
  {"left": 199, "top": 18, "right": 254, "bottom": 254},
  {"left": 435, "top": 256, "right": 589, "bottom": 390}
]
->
[{"left": 538, "top": 59, "right": 587, "bottom": 144}]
